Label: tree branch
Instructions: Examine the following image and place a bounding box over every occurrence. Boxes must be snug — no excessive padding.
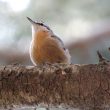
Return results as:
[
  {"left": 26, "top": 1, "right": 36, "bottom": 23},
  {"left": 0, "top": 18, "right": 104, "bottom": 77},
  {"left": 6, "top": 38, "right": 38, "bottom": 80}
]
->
[{"left": 0, "top": 63, "right": 110, "bottom": 110}]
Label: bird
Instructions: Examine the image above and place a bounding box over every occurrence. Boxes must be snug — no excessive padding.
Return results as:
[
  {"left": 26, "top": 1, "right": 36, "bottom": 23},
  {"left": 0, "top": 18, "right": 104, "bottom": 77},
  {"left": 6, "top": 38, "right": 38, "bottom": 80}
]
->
[{"left": 27, "top": 17, "right": 71, "bottom": 65}]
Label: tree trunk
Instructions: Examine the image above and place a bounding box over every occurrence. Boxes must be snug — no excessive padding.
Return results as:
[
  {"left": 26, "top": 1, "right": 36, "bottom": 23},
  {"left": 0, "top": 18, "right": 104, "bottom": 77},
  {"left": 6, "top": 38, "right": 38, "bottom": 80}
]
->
[{"left": 0, "top": 63, "right": 110, "bottom": 110}]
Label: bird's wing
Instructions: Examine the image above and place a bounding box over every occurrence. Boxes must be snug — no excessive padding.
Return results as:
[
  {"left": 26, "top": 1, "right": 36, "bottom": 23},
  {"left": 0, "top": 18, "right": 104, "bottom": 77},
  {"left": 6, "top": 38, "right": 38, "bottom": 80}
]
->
[
  {"left": 51, "top": 34, "right": 71, "bottom": 63},
  {"left": 51, "top": 34, "right": 65, "bottom": 50}
]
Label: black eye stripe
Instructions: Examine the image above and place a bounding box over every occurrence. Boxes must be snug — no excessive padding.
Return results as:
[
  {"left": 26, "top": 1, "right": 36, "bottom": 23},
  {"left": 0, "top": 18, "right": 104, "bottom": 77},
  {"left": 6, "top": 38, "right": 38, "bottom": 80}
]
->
[
  {"left": 36, "top": 22, "right": 50, "bottom": 30},
  {"left": 44, "top": 25, "right": 50, "bottom": 30},
  {"left": 36, "top": 22, "right": 43, "bottom": 26}
]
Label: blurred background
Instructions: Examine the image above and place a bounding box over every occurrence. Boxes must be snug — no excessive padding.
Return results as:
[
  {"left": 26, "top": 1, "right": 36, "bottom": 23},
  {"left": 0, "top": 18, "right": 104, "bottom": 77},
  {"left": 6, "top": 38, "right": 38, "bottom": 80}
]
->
[{"left": 0, "top": 0, "right": 110, "bottom": 65}]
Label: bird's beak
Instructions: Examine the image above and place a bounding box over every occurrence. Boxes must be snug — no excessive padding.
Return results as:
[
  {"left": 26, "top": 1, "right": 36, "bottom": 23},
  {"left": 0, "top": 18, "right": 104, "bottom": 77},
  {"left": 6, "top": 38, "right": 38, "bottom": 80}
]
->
[{"left": 27, "top": 17, "right": 37, "bottom": 25}]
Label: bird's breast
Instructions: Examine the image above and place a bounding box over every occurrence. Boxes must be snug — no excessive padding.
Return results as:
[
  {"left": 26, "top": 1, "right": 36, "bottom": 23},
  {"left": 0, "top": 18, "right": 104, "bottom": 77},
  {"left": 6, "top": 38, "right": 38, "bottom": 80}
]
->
[{"left": 30, "top": 35, "right": 70, "bottom": 65}]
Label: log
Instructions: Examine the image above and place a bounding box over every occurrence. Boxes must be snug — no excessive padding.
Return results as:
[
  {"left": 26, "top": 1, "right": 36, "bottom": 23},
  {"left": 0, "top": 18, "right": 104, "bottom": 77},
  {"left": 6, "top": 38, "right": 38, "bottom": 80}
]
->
[{"left": 0, "top": 63, "right": 110, "bottom": 110}]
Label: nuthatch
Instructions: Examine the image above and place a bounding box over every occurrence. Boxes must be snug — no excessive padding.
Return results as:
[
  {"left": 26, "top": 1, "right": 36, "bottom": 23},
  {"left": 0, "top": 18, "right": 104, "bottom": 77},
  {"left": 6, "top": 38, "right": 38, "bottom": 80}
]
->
[{"left": 27, "top": 17, "right": 71, "bottom": 65}]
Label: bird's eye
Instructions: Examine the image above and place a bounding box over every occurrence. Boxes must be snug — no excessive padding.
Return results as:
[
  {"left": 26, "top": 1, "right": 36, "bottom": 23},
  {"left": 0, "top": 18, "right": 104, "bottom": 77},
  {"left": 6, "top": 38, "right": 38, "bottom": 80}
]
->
[
  {"left": 35, "top": 22, "right": 43, "bottom": 27},
  {"left": 37, "top": 22, "right": 43, "bottom": 26}
]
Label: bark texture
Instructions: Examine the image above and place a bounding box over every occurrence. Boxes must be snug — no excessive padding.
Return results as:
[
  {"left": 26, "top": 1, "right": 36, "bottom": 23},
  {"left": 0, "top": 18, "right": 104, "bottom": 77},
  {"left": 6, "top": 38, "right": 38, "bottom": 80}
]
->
[{"left": 0, "top": 63, "right": 110, "bottom": 110}]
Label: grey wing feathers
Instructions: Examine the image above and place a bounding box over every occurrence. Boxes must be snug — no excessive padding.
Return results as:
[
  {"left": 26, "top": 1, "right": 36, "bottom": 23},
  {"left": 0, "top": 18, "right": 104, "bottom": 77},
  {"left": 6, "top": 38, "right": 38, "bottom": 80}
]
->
[
  {"left": 51, "top": 34, "right": 71, "bottom": 64},
  {"left": 51, "top": 35, "right": 66, "bottom": 50}
]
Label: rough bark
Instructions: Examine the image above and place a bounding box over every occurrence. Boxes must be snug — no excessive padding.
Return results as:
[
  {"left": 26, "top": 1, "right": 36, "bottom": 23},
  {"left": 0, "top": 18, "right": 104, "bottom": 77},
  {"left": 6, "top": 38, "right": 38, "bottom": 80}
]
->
[{"left": 0, "top": 63, "right": 110, "bottom": 110}]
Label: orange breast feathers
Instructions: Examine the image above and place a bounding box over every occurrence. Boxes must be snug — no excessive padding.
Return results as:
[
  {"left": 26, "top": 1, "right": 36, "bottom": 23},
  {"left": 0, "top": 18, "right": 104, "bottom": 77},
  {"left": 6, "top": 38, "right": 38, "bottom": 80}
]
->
[{"left": 30, "top": 31, "right": 69, "bottom": 65}]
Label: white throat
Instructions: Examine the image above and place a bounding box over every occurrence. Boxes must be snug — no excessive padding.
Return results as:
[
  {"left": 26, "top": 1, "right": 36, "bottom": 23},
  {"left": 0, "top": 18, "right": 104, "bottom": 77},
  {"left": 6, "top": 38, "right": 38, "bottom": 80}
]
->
[{"left": 31, "top": 25, "right": 52, "bottom": 39}]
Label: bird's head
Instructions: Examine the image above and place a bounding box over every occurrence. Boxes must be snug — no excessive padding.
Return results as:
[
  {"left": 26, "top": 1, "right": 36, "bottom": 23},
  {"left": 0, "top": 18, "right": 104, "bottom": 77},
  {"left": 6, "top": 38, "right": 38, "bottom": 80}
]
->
[{"left": 27, "top": 17, "right": 52, "bottom": 38}]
